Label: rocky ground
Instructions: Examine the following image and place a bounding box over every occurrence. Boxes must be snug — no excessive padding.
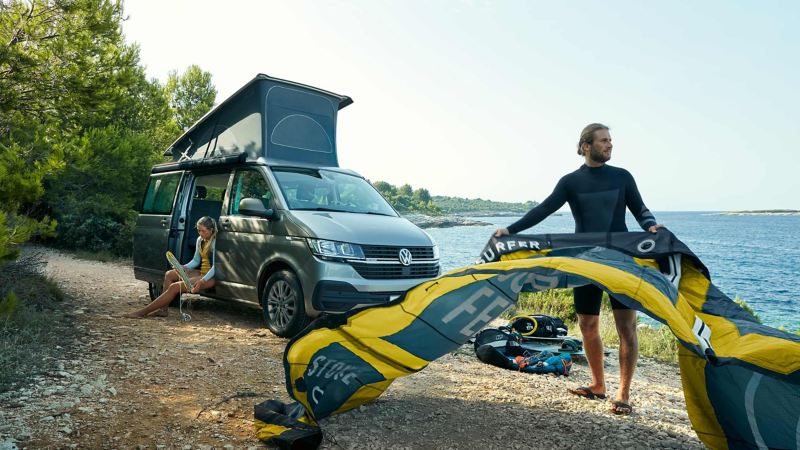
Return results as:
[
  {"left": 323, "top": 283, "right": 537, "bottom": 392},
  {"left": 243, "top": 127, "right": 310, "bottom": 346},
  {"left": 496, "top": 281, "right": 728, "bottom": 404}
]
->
[{"left": 0, "top": 248, "right": 705, "bottom": 449}]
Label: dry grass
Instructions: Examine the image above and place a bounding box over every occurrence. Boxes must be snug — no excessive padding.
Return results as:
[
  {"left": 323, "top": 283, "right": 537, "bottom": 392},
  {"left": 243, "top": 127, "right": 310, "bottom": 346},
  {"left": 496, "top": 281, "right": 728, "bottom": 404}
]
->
[{"left": 0, "top": 253, "right": 72, "bottom": 391}]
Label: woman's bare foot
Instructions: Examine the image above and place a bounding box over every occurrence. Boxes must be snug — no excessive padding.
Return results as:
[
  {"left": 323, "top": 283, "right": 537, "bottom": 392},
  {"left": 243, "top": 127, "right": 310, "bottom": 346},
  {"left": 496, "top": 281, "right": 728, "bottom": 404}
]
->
[
  {"left": 151, "top": 307, "right": 169, "bottom": 317},
  {"left": 122, "top": 312, "right": 145, "bottom": 319}
]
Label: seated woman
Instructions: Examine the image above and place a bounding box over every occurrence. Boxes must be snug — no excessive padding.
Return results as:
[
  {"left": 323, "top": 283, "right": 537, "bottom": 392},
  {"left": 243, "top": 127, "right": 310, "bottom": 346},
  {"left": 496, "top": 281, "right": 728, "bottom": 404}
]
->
[{"left": 124, "top": 216, "right": 217, "bottom": 319}]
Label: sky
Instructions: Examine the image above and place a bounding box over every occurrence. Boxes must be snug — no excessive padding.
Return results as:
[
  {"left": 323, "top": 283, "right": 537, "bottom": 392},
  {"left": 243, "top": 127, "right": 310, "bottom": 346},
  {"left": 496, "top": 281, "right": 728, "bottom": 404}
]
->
[{"left": 121, "top": 1, "right": 799, "bottom": 211}]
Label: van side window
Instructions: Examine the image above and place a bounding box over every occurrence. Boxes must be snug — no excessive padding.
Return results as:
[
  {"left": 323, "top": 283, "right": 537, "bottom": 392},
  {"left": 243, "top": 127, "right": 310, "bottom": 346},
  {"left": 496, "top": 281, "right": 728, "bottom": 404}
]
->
[
  {"left": 229, "top": 170, "right": 273, "bottom": 215},
  {"left": 141, "top": 173, "right": 182, "bottom": 214}
]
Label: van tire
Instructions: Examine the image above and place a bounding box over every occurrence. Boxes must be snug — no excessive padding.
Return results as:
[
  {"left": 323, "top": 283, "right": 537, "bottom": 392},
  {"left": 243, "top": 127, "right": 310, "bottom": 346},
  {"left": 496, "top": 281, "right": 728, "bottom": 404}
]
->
[
  {"left": 262, "top": 270, "right": 310, "bottom": 338},
  {"left": 148, "top": 282, "right": 162, "bottom": 301},
  {"left": 148, "top": 281, "right": 180, "bottom": 307}
]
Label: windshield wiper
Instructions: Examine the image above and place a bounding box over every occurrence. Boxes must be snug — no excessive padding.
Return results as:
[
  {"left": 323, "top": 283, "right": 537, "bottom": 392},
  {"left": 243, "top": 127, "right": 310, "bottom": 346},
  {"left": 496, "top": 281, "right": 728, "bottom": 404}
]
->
[
  {"left": 294, "top": 207, "right": 395, "bottom": 217},
  {"left": 294, "top": 207, "right": 346, "bottom": 212}
]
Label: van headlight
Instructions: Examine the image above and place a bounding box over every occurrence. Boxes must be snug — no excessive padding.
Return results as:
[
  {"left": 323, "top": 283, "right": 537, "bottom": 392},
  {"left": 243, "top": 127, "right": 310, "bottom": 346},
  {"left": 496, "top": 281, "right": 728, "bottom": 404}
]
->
[{"left": 306, "top": 239, "right": 365, "bottom": 260}]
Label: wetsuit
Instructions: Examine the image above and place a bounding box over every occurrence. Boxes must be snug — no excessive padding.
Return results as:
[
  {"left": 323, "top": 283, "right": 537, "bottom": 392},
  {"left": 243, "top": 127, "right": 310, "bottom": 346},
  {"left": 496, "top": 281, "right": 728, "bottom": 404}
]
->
[{"left": 507, "top": 164, "right": 657, "bottom": 314}]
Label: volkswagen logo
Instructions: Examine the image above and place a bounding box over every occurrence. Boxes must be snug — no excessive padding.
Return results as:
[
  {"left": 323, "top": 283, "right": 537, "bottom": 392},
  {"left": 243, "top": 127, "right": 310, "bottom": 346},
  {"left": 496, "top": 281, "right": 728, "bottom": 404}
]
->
[{"left": 398, "top": 248, "right": 413, "bottom": 266}]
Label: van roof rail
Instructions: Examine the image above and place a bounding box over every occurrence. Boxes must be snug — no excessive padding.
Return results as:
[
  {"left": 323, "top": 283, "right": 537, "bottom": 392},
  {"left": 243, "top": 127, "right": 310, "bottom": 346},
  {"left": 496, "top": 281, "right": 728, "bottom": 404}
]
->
[{"left": 151, "top": 153, "right": 248, "bottom": 174}]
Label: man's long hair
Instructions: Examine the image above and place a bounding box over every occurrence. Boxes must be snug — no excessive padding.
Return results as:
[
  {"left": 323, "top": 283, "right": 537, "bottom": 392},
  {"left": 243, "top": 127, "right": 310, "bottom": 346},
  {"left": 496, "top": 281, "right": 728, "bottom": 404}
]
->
[{"left": 577, "top": 123, "right": 609, "bottom": 156}]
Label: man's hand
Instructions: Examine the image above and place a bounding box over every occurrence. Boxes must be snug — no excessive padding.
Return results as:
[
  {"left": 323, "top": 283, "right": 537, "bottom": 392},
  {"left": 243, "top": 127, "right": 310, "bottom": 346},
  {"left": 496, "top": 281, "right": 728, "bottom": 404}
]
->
[
  {"left": 191, "top": 279, "right": 203, "bottom": 294},
  {"left": 648, "top": 224, "right": 664, "bottom": 234},
  {"left": 494, "top": 227, "right": 510, "bottom": 237}
]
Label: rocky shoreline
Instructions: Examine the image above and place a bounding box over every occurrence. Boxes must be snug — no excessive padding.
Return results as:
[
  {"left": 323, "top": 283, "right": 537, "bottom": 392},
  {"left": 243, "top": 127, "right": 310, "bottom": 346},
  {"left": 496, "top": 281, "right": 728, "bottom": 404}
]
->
[{"left": 403, "top": 213, "right": 492, "bottom": 228}]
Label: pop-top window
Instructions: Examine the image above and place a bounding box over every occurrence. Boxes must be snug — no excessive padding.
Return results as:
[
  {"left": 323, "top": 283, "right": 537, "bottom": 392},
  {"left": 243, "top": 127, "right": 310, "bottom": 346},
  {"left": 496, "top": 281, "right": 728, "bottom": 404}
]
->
[
  {"left": 270, "top": 115, "right": 332, "bottom": 153},
  {"left": 209, "top": 112, "right": 262, "bottom": 158}
]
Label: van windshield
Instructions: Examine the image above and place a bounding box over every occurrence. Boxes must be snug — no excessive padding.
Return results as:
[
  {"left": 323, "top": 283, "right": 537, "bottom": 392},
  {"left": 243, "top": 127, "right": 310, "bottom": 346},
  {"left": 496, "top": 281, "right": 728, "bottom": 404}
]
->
[{"left": 273, "top": 168, "right": 397, "bottom": 216}]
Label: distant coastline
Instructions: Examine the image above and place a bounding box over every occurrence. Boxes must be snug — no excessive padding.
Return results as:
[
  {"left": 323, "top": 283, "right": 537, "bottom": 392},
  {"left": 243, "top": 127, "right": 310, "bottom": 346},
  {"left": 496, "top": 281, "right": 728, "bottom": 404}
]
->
[
  {"left": 403, "top": 211, "right": 562, "bottom": 228},
  {"left": 403, "top": 213, "right": 492, "bottom": 228},
  {"left": 716, "top": 209, "right": 800, "bottom": 216}
]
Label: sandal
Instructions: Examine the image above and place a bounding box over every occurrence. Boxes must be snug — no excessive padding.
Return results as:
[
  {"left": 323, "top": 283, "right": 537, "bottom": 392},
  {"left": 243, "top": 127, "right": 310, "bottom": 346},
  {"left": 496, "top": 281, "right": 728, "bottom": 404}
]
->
[
  {"left": 610, "top": 400, "right": 633, "bottom": 415},
  {"left": 567, "top": 386, "right": 606, "bottom": 400}
]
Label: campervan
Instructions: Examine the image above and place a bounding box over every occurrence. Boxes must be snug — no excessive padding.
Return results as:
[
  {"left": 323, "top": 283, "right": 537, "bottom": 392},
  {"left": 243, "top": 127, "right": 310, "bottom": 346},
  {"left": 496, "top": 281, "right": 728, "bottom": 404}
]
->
[{"left": 132, "top": 75, "right": 439, "bottom": 337}]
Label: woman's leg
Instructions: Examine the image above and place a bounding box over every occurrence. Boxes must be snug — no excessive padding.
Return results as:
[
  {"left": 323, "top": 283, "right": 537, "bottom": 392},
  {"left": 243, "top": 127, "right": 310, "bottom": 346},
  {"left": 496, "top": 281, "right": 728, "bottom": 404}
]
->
[
  {"left": 124, "top": 280, "right": 188, "bottom": 318},
  {"left": 153, "top": 269, "right": 198, "bottom": 316},
  {"left": 152, "top": 270, "right": 181, "bottom": 316}
]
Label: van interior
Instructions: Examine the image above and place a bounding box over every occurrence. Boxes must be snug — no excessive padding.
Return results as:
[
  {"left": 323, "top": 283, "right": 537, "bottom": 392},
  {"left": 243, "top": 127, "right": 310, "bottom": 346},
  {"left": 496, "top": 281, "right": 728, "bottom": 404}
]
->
[{"left": 183, "top": 172, "right": 230, "bottom": 259}]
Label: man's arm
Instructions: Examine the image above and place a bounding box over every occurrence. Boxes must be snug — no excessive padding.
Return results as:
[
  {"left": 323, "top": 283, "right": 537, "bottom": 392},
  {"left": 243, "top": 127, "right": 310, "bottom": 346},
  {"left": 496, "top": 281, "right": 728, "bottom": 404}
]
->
[
  {"left": 624, "top": 172, "right": 661, "bottom": 232},
  {"left": 496, "top": 179, "right": 568, "bottom": 236}
]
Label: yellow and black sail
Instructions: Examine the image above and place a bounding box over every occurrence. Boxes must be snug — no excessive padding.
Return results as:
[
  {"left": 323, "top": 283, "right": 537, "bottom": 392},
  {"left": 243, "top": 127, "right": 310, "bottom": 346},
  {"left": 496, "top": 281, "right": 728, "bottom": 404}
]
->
[{"left": 255, "top": 230, "right": 800, "bottom": 450}]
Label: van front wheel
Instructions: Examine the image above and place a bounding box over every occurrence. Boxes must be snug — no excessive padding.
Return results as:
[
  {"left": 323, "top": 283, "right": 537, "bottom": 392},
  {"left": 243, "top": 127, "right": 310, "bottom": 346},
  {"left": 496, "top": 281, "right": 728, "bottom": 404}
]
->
[
  {"left": 148, "top": 282, "right": 162, "bottom": 301},
  {"left": 149, "top": 281, "right": 180, "bottom": 307},
  {"left": 261, "top": 270, "right": 310, "bottom": 338}
]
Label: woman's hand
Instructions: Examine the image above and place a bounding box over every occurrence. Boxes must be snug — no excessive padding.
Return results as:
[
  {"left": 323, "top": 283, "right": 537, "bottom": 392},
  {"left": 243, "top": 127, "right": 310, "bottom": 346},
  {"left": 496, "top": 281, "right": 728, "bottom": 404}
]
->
[
  {"left": 648, "top": 224, "right": 664, "bottom": 234},
  {"left": 191, "top": 279, "right": 204, "bottom": 294}
]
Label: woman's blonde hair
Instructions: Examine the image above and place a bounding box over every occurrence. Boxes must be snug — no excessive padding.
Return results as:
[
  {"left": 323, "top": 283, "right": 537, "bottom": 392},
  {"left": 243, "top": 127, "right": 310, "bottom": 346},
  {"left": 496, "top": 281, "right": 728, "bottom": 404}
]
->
[
  {"left": 577, "top": 123, "right": 609, "bottom": 155},
  {"left": 196, "top": 216, "right": 218, "bottom": 241}
]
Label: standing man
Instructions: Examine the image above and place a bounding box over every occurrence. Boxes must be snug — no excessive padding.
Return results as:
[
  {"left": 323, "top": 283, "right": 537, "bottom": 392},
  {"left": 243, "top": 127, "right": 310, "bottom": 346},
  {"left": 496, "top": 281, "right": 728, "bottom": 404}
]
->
[{"left": 495, "top": 123, "right": 663, "bottom": 415}]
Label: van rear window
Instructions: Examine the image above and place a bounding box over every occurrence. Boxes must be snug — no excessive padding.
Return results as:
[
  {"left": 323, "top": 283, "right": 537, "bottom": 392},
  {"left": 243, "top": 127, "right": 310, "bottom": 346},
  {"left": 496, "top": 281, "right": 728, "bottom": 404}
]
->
[{"left": 141, "top": 173, "right": 182, "bottom": 214}]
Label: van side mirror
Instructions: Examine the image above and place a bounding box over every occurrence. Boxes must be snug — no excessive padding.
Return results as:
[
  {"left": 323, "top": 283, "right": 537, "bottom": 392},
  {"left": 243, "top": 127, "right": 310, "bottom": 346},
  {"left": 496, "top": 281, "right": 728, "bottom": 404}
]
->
[{"left": 239, "top": 198, "right": 278, "bottom": 220}]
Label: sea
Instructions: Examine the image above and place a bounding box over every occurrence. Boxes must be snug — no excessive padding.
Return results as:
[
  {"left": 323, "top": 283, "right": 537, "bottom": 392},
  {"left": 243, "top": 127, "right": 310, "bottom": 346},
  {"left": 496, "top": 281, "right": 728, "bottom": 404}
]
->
[{"left": 424, "top": 212, "right": 800, "bottom": 331}]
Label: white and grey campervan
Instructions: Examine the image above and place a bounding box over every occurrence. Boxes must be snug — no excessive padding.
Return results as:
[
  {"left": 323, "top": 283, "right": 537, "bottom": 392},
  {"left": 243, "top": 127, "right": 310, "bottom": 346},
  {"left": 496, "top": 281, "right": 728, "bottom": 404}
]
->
[{"left": 133, "top": 75, "right": 439, "bottom": 337}]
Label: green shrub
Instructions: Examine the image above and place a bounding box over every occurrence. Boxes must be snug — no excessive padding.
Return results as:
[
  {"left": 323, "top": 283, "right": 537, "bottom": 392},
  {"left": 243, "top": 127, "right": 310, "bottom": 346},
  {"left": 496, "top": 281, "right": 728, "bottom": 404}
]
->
[
  {"left": 505, "top": 289, "right": 577, "bottom": 322},
  {"left": 734, "top": 297, "right": 762, "bottom": 323},
  {"left": 54, "top": 209, "right": 136, "bottom": 256},
  {"left": 0, "top": 292, "right": 18, "bottom": 318}
]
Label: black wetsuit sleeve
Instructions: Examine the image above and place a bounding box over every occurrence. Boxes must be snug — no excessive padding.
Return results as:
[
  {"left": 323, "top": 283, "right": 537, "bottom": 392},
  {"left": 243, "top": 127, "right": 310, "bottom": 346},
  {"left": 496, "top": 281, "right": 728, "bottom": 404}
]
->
[
  {"left": 624, "top": 171, "right": 657, "bottom": 231},
  {"left": 506, "top": 178, "right": 568, "bottom": 234}
]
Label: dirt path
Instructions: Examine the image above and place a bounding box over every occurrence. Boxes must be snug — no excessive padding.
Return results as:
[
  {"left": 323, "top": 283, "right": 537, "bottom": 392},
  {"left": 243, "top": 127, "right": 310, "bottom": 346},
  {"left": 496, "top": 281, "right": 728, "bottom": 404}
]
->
[{"left": 0, "top": 248, "right": 705, "bottom": 449}]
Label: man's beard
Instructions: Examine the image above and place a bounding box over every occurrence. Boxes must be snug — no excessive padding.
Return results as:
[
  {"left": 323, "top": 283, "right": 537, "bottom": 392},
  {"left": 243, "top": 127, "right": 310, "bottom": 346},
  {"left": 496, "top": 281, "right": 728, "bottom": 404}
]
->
[{"left": 589, "top": 146, "right": 610, "bottom": 164}]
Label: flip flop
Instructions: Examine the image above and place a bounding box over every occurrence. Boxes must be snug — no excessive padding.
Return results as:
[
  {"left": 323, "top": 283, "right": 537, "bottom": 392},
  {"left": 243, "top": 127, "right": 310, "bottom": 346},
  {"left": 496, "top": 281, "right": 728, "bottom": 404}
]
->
[
  {"left": 610, "top": 400, "right": 633, "bottom": 415},
  {"left": 567, "top": 386, "right": 606, "bottom": 400}
]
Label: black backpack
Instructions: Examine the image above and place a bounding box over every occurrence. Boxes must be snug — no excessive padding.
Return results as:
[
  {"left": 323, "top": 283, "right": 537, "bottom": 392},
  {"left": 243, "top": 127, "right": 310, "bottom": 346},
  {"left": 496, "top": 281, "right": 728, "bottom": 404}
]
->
[{"left": 508, "top": 314, "right": 568, "bottom": 338}]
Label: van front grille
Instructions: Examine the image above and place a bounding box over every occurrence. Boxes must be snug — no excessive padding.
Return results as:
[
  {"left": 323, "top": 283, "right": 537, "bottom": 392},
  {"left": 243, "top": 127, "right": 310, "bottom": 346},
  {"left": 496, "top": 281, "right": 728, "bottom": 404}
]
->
[
  {"left": 361, "top": 246, "right": 435, "bottom": 260},
  {"left": 348, "top": 262, "right": 440, "bottom": 280}
]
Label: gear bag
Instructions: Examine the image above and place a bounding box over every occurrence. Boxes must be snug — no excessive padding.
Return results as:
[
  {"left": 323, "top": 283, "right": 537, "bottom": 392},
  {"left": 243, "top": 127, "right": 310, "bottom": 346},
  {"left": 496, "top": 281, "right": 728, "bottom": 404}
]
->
[{"left": 508, "top": 314, "right": 568, "bottom": 338}]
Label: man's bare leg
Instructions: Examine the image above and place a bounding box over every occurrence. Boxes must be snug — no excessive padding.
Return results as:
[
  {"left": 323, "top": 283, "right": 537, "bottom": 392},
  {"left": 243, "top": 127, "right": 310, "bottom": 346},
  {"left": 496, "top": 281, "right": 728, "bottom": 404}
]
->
[
  {"left": 578, "top": 313, "right": 606, "bottom": 396},
  {"left": 613, "top": 308, "right": 638, "bottom": 406}
]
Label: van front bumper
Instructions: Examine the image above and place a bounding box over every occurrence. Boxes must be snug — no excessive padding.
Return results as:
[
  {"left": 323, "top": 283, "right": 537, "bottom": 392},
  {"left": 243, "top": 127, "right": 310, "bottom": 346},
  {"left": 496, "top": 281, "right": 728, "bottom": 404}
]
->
[
  {"left": 312, "top": 281, "right": 406, "bottom": 312},
  {"left": 303, "top": 258, "right": 438, "bottom": 315}
]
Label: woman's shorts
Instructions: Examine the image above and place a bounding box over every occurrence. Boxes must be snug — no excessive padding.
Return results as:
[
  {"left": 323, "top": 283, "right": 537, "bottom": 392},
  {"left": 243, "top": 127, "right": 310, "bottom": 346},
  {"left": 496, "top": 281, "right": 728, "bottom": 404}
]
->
[{"left": 573, "top": 284, "right": 630, "bottom": 315}]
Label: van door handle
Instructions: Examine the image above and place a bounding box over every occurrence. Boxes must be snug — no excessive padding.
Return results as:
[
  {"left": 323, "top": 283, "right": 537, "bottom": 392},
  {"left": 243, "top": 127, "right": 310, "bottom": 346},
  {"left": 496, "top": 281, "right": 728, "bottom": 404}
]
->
[
  {"left": 160, "top": 218, "right": 169, "bottom": 227},
  {"left": 220, "top": 218, "right": 231, "bottom": 229}
]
